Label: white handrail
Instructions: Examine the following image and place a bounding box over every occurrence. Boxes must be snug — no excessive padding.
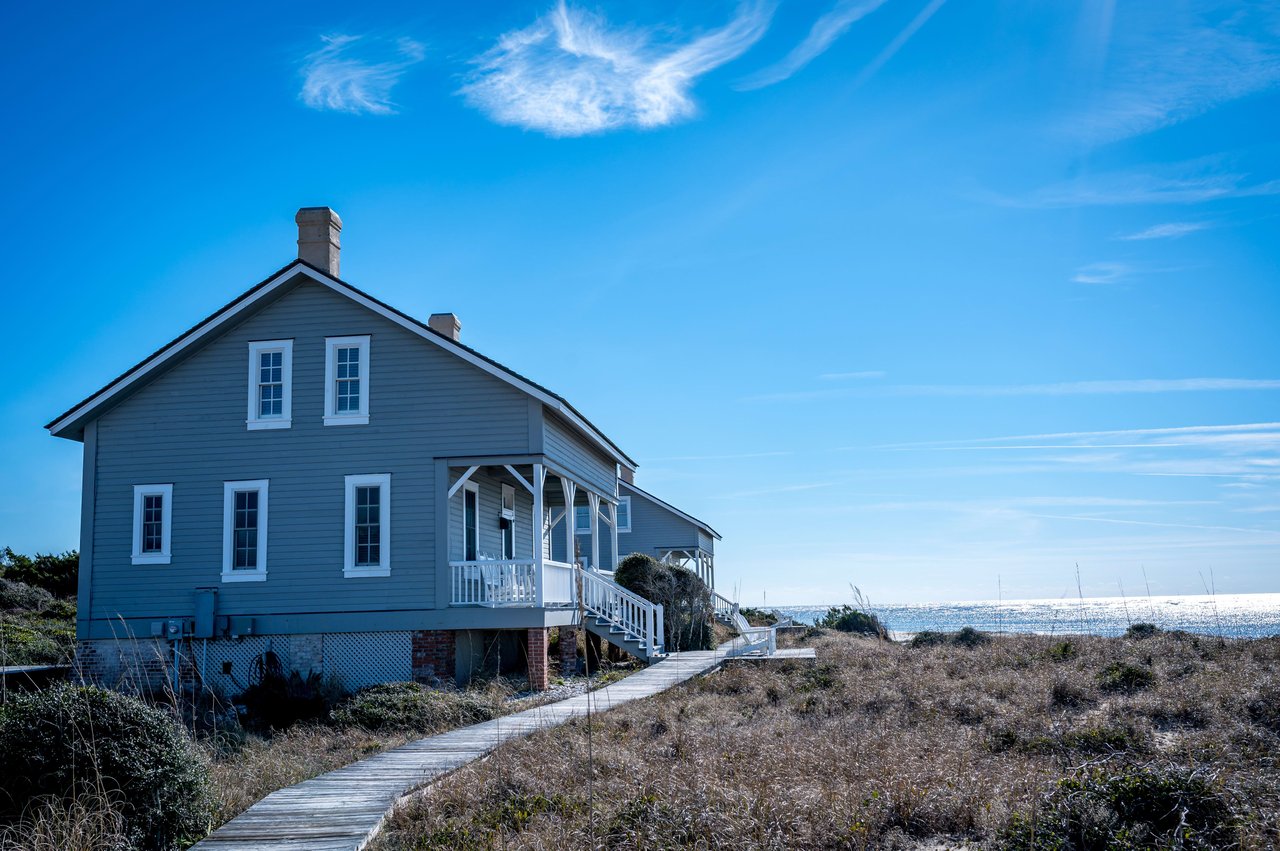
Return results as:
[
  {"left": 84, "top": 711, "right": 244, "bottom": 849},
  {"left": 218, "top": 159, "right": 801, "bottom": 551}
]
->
[
  {"left": 450, "top": 559, "right": 577, "bottom": 606},
  {"left": 579, "top": 568, "right": 664, "bottom": 656}
]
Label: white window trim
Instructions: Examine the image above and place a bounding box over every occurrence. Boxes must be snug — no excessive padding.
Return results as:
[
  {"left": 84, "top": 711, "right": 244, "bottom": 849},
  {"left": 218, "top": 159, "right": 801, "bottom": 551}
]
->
[
  {"left": 222, "top": 480, "right": 269, "bottom": 582},
  {"left": 574, "top": 504, "right": 592, "bottom": 535},
  {"left": 324, "top": 335, "right": 371, "bottom": 426},
  {"left": 344, "top": 473, "right": 390, "bottom": 577},
  {"left": 616, "top": 496, "right": 632, "bottom": 533},
  {"left": 246, "top": 340, "right": 293, "bottom": 430},
  {"left": 131, "top": 483, "right": 173, "bottom": 565}
]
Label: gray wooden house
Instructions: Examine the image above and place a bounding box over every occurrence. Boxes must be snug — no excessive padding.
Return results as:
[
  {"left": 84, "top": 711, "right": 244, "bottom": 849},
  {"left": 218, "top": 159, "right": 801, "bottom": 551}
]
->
[{"left": 47, "top": 207, "right": 720, "bottom": 692}]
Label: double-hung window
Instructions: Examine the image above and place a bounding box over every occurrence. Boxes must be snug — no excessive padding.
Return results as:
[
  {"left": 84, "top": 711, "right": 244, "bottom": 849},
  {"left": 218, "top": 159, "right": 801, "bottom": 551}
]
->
[
  {"left": 246, "top": 341, "right": 293, "bottom": 429},
  {"left": 344, "top": 473, "right": 390, "bottom": 576},
  {"left": 222, "top": 480, "right": 268, "bottom": 581},
  {"left": 574, "top": 505, "right": 591, "bottom": 535},
  {"left": 615, "top": 496, "right": 631, "bottom": 533},
  {"left": 131, "top": 484, "right": 173, "bottom": 565},
  {"left": 324, "top": 336, "right": 370, "bottom": 425}
]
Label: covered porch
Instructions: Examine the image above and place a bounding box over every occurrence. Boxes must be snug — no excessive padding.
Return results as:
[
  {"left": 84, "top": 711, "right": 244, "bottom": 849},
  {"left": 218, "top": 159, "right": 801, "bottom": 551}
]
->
[
  {"left": 440, "top": 456, "right": 622, "bottom": 609},
  {"left": 659, "top": 547, "right": 715, "bottom": 590}
]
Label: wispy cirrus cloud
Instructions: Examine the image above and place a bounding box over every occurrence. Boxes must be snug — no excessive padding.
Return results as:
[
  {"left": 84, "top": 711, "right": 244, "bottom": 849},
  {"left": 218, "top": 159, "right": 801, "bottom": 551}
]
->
[
  {"left": 819, "top": 370, "right": 885, "bottom": 380},
  {"left": 1118, "top": 222, "right": 1210, "bottom": 241},
  {"left": 736, "top": 0, "right": 889, "bottom": 90},
  {"left": 746, "top": 379, "right": 1280, "bottom": 403},
  {"left": 460, "top": 1, "right": 773, "bottom": 137},
  {"left": 300, "top": 35, "right": 425, "bottom": 115},
  {"left": 1072, "top": 261, "right": 1131, "bottom": 284},
  {"left": 1068, "top": 2, "right": 1280, "bottom": 143},
  {"left": 1000, "top": 160, "right": 1280, "bottom": 209}
]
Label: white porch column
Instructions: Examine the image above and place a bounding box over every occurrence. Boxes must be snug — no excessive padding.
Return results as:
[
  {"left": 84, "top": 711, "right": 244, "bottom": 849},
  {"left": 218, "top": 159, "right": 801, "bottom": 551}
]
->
[
  {"left": 610, "top": 502, "right": 620, "bottom": 569},
  {"left": 560, "top": 478, "right": 577, "bottom": 564},
  {"left": 587, "top": 492, "right": 600, "bottom": 571},
  {"left": 532, "top": 463, "right": 545, "bottom": 607}
]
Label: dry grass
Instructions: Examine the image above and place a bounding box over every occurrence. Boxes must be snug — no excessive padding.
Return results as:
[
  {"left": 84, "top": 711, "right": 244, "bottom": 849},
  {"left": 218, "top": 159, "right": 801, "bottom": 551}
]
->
[{"left": 374, "top": 630, "right": 1280, "bottom": 850}]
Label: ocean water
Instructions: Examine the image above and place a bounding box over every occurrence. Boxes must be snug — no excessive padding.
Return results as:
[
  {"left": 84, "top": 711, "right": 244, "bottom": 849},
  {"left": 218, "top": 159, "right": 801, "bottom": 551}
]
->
[{"left": 772, "top": 593, "right": 1280, "bottom": 639}]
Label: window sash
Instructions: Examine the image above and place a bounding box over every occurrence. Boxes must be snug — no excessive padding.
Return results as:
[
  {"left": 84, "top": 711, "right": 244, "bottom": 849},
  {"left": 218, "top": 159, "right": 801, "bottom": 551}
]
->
[
  {"left": 616, "top": 496, "right": 631, "bottom": 533},
  {"left": 141, "top": 495, "right": 164, "bottom": 553},
  {"left": 354, "top": 485, "right": 381, "bottom": 566},
  {"left": 574, "top": 504, "right": 591, "bottom": 534},
  {"left": 232, "top": 490, "right": 259, "bottom": 569}
]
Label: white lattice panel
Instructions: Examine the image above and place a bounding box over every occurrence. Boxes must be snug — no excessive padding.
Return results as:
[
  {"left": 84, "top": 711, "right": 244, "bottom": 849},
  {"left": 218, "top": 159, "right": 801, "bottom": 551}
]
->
[
  {"left": 199, "top": 636, "right": 291, "bottom": 695},
  {"left": 323, "top": 631, "right": 412, "bottom": 692}
]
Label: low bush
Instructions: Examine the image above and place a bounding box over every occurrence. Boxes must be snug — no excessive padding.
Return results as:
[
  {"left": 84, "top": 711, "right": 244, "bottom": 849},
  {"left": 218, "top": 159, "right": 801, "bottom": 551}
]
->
[
  {"left": 738, "top": 607, "right": 777, "bottom": 627},
  {"left": 331, "top": 682, "right": 498, "bottom": 734},
  {"left": 0, "top": 684, "right": 210, "bottom": 850},
  {"left": 234, "top": 652, "right": 346, "bottom": 731},
  {"left": 1005, "top": 767, "right": 1236, "bottom": 850},
  {"left": 909, "top": 627, "right": 989, "bottom": 649},
  {"left": 815, "top": 605, "right": 887, "bottom": 638},
  {"left": 0, "top": 547, "right": 79, "bottom": 598},
  {"left": 1050, "top": 679, "right": 1092, "bottom": 708},
  {"left": 1125, "top": 622, "right": 1161, "bottom": 639},
  {"left": 1098, "top": 661, "right": 1155, "bottom": 693},
  {"left": 615, "top": 554, "right": 714, "bottom": 652}
]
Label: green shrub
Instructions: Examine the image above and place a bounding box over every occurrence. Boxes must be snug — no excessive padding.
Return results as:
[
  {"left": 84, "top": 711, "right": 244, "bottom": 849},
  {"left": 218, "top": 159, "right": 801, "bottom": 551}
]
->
[
  {"left": 1124, "top": 622, "right": 1161, "bottom": 639},
  {"left": 614, "top": 554, "right": 714, "bottom": 652},
  {"left": 331, "top": 682, "right": 497, "bottom": 733},
  {"left": 233, "top": 651, "right": 346, "bottom": 731},
  {"left": 738, "top": 607, "right": 778, "bottom": 627},
  {"left": 1098, "top": 661, "right": 1155, "bottom": 693},
  {"left": 1005, "top": 767, "right": 1235, "bottom": 849},
  {"left": 909, "top": 627, "right": 989, "bottom": 649},
  {"left": 1048, "top": 640, "right": 1077, "bottom": 661},
  {"left": 815, "top": 605, "right": 887, "bottom": 638},
  {"left": 0, "top": 684, "right": 210, "bottom": 850},
  {"left": 0, "top": 548, "right": 79, "bottom": 598},
  {"left": 1050, "top": 679, "right": 1091, "bottom": 708}
]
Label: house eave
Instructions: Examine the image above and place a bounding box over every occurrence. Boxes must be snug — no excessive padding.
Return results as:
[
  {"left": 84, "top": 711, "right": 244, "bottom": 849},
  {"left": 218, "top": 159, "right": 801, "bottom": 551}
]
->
[{"left": 45, "top": 260, "right": 637, "bottom": 470}]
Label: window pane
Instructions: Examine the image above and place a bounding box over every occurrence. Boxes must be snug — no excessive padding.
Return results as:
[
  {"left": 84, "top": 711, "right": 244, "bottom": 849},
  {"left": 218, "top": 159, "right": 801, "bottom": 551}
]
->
[
  {"left": 141, "top": 494, "right": 164, "bottom": 553},
  {"left": 354, "top": 485, "right": 381, "bottom": 566},
  {"left": 575, "top": 505, "right": 590, "bottom": 533},
  {"left": 232, "top": 489, "right": 259, "bottom": 569},
  {"left": 617, "top": 500, "right": 630, "bottom": 528}
]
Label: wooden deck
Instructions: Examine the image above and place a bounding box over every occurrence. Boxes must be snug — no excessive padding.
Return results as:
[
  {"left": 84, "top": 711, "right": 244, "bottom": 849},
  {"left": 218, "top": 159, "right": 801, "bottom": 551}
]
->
[{"left": 194, "top": 642, "right": 773, "bottom": 850}]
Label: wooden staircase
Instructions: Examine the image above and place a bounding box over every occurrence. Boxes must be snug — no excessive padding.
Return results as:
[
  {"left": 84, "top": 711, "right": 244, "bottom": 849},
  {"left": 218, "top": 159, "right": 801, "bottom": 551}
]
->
[{"left": 579, "top": 568, "right": 666, "bottom": 662}]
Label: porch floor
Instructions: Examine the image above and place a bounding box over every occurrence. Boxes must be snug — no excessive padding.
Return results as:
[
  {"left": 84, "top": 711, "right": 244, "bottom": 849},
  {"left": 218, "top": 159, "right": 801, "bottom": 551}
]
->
[{"left": 192, "top": 635, "right": 788, "bottom": 850}]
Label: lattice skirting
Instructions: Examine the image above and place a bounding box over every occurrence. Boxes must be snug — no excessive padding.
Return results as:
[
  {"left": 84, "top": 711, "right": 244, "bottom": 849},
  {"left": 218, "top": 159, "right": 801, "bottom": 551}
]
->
[{"left": 82, "top": 631, "right": 414, "bottom": 696}]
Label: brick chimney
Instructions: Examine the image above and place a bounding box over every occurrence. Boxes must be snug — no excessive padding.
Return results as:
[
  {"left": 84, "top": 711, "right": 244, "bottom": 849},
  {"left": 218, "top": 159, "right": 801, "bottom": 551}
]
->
[
  {"left": 295, "top": 207, "right": 342, "bottom": 276},
  {"left": 429, "top": 313, "right": 461, "bottom": 341}
]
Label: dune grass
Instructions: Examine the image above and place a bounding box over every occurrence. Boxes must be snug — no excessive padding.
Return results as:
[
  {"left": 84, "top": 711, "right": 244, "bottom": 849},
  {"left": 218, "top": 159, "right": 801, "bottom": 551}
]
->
[{"left": 374, "top": 629, "right": 1280, "bottom": 850}]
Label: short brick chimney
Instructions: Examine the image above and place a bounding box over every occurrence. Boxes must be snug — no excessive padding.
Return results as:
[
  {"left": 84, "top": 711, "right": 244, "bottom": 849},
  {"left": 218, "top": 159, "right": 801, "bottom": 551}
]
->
[
  {"left": 295, "top": 207, "right": 342, "bottom": 276},
  {"left": 429, "top": 313, "right": 461, "bottom": 341}
]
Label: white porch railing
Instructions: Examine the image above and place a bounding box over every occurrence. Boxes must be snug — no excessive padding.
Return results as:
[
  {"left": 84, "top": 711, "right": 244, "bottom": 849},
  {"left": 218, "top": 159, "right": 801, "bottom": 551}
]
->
[
  {"left": 580, "top": 568, "right": 664, "bottom": 656},
  {"left": 712, "top": 589, "right": 750, "bottom": 632},
  {"left": 450, "top": 559, "right": 577, "bottom": 607}
]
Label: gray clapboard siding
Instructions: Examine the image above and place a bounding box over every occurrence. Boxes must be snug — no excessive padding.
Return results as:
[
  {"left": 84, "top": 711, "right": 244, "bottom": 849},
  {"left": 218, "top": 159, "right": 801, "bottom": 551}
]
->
[
  {"left": 542, "top": 412, "right": 616, "bottom": 496},
  {"left": 89, "top": 278, "right": 532, "bottom": 635},
  {"left": 616, "top": 486, "right": 708, "bottom": 561}
]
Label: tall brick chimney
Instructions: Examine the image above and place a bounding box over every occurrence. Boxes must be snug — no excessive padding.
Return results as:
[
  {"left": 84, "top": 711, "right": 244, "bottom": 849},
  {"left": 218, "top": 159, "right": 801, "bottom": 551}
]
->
[{"left": 295, "top": 207, "right": 342, "bottom": 276}]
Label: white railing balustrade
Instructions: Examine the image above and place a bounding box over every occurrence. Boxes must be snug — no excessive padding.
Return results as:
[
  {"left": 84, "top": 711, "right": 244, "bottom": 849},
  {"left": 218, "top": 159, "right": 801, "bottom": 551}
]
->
[
  {"left": 579, "top": 568, "right": 664, "bottom": 656},
  {"left": 450, "top": 560, "right": 577, "bottom": 607}
]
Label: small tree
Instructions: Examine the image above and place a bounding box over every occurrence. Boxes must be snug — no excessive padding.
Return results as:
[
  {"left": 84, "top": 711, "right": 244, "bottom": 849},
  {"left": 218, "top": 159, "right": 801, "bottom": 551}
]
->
[{"left": 614, "top": 554, "right": 714, "bottom": 652}]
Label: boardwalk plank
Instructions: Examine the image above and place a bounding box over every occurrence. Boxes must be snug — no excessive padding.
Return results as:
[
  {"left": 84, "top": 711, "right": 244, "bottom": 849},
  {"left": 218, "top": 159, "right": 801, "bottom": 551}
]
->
[{"left": 193, "top": 640, "right": 782, "bottom": 850}]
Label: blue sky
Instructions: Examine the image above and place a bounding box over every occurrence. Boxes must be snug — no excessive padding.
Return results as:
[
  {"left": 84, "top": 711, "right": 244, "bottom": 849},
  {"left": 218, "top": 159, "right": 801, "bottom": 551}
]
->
[{"left": 2, "top": 0, "right": 1278, "bottom": 604}]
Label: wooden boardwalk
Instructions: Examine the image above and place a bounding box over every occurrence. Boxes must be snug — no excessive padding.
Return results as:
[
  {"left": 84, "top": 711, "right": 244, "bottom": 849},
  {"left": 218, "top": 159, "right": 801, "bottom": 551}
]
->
[{"left": 194, "top": 643, "right": 769, "bottom": 850}]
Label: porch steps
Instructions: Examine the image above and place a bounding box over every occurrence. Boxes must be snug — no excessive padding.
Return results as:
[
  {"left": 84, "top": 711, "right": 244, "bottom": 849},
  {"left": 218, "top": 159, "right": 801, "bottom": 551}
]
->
[{"left": 582, "top": 616, "right": 660, "bottom": 662}]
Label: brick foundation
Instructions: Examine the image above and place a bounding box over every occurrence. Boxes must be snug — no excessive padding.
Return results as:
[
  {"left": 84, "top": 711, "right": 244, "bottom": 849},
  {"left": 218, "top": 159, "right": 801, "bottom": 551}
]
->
[
  {"left": 558, "top": 627, "right": 579, "bottom": 676},
  {"left": 527, "top": 627, "right": 550, "bottom": 691},
  {"left": 412, "top": 629, "right": 456, "bottom": 684}
]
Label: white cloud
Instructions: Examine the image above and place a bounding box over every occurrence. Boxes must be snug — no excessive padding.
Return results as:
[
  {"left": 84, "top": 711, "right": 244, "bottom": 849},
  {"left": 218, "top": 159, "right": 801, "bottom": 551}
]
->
[
  {"left": 300, "top": 35, "right": 425, "bottom": 115},
  {"left": 1072, "top": 261, "right": 1130, "bottom": 284},
  {"left": 1006, "top": 161, "right": 1280, "bottom": 208},
  {"left": 1118, "top": 222, "right": 1210, "bottom": 241},
  {"left": 746, "top": 379, "right": 1280, "bottom": 403},
  {"left": 1067, "top": 3, "right": 1280, "bottom": 143},
  {"left": 819, "top": 370, "right": 885, "bottom": 380},
  {"left": 737, "top": 0, "right": 889, "bottom": 90},
  {"left": 460, "top": 1, "right": 773, "bottom": 137}
]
